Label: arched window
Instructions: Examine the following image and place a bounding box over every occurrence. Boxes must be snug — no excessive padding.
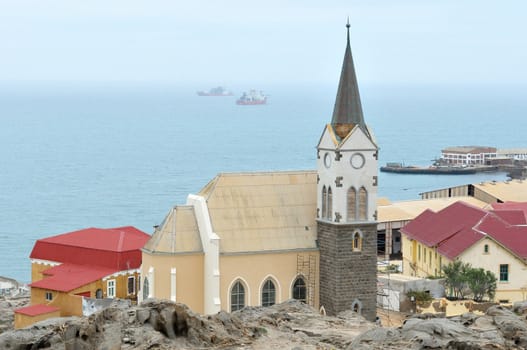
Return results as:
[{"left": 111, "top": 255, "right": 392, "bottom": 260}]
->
[
  {"left": 347, "top": 187, "right": 357, "bottom": 221},
  {"left": 292, "top": 277, "right": 307, "bottom": 303},
  {"left": 142, "top": 277, "right": 149, "bottom": 300},
  {"left": 359, "top": 187, "right": 367, "bottom": 220},
  {"left": 230, "top": 281, "right": 245, "bottom": 312},
  {"left": 353, "top": 231, "right": 362, "bottom": 251},
  {"left": 95, "top": 289, "right": 103, "bottom": 299},
  {"left": 327, "top": 187, "right": 333, "bottom": 220},
  {"left": 321, "top": 186, "right": 327, "bottom": 219},
  {"left": 261, "top": 279, "right": 276, "bottom": 307},
  {"left": 351, "top": 299, "right": 362, "bottom": 314}
]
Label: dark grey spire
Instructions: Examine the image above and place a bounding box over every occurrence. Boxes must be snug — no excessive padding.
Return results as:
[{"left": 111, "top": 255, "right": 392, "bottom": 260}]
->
[{"left": 331, "top": 19, "right": 368, "bottom": 139}]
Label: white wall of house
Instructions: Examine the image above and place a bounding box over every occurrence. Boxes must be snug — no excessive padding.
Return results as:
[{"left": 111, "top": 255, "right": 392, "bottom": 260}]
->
[{"left": 460, "top": 237, "right": 527, "bottom": 302}]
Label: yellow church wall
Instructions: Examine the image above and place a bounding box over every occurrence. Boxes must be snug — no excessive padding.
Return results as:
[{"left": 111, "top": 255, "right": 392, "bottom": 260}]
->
[
  {"left": 220, "top": 250, "right": 319, "bottom": 312},
  {"left": 141, "top": 252, "right": 205, "bottom": 313}
]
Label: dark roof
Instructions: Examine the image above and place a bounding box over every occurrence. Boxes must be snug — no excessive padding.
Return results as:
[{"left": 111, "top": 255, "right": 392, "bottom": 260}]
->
[{"left": 331, "top": 21, "right": 368, "bottom": 140}]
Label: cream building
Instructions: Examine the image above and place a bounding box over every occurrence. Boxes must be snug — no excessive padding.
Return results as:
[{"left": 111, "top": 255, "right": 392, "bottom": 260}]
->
[
  {"left": 140, "top": 22, "right": 379, "bottom": 320},
  {"left": 401, "top": 200, "right": 527, "bottom": 303}
]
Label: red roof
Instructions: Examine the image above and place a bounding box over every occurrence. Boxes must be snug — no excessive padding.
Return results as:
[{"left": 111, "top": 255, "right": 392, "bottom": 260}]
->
[
  {"left": 491, "top": 201, "right": 527, "bottom": 223},
  {"left": 15, "top": 304, "right": 60, "bottom": 316},
  {"left": 476, "top": 214, "right": 527, "bottom": 260},
  {"left": 30, "top": 226, "right": 150, "bottom": 270},
  {"left": 402, "top": 201, "right": 487, "bottom": 247},
  {"left": 30, "top": 263, "right": 117, "bottom": 292},
  {"left": 402, "top": 200, "right": 527, "bottom": 260}
]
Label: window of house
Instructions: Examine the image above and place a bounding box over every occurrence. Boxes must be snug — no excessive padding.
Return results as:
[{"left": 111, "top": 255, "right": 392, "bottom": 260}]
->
[
  {"left": 484, "top": 244, "right": 489, "bottom": 254},
  {"left": 418, "top": 245, "right": 421, "bottom": 260},
  {"left": 429, "top": 251, "right": 432, "bottom": 266},
  {"left": 45, "top": 291, "right": 53, "bottom": 301},
  {"left": 230, "top": 281, "right": 245, "bottom": 312},
  {"left": 107, "top": 279, "right": 116, "bottom": 298},
  {"left": 499, "top": 264, "right": 509, "bottom": 282},
  {"left": 292, "top": 277, "right": 307, "bottom": 303},
  {"left": 128, "top": 276, "right": 135, "bottom": 295},
  {"left": 424, "top": 248, "right": 426, "bottom": 263},
  {"left": 261, "top": 279, "right": 276, "bottom": 307}
]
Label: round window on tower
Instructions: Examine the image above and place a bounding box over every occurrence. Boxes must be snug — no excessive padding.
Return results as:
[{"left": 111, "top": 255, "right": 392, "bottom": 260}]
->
[
  {"left": 350, "top": 153, "right": 365, "bottom": 169},
  {"left": 324, "top": 152, "right": 332, "bottom": 168}
]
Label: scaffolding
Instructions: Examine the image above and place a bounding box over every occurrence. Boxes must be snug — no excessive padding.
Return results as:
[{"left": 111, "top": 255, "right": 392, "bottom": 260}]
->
[{"left": 296, "top": 253, "right": 317, "bottom": 307}]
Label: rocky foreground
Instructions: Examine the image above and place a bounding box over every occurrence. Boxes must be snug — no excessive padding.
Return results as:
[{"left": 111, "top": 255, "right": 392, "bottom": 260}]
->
[{"left": 2, "top": 298, "right": 527, "bottom": 349}]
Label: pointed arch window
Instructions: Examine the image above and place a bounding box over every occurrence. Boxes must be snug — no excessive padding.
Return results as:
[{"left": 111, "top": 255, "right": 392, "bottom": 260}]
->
[
  {"left": 347, "top": 187, "right": 357, "bottom": 221},
  {"left": 359, "top": 187, "right": 367, "bottom": 220},
  {"left": 321, "top": 186, "right": 327, "bottom": 219},
  {"left": 352, "top": 231, "right": 363, "bottom": 251},
  {"left": 261, "top": 279, "right": 276, "bottom": 307},
  {"left": 230, "top": 281, "right": 246, "bottom": 312},
  {"left": 142, "top": 277, "right": 149, "bottom": 301},
  {"left": 292, "top": 277, "right": 307, "bottom": 303},
  {"left": 327, "top": 187, "right": 333, "bottom": 220}
]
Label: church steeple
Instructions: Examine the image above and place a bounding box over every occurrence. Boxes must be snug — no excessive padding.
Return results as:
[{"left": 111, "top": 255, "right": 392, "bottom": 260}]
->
[{"left": 331, "top": 19, "right": 368, "bottom": 140}]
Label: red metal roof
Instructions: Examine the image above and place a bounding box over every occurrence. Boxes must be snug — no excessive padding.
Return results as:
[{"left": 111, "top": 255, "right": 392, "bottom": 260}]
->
[
  {"left": 15, "top": 304, "right": 60, "bottom": 316},
  {"left": 401, "top": 201, "right": 487, "bottom": 247},
  {"left": 476, "top": 214, "right": 527, "bottom": 260},
  {"left": 30, "top": 226, "right": 150, "bottom": 270},
  {"left": 491, "top": 202, "right": 527, "bottom": 223},
  {"left": 402, "top": 200, "right": 527, "bottom": 261},
  {"left": 30, "top": 263, "right": 117, "bottom": 292}
]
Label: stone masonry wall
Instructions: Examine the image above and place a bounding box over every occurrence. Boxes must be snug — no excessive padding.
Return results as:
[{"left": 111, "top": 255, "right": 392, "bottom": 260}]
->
[{"left": 317, "top": 221, "right": 377, "bottom": 321}]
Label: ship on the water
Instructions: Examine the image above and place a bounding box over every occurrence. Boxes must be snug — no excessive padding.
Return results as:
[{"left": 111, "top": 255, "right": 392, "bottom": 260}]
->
[
  {"left": 380, "top": 162, "right": 498, "bottom": 175},
  {"left": 236, "top": 90, "right": 267, "bottom": 105},
  {"left": 197, "top": 86, "right": 233, "bottom": 96}
]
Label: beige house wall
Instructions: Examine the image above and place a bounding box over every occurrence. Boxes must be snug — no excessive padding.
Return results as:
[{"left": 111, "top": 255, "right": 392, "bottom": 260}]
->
[
  {"left": 31, "top": 262, "right": 57, "bottom": 283},
  {"left": 14, "top": 309, "right": 61, "bottom": 329},
  {"left": 141, "top": 252, "right": 205, "bottom": 313},
  {"left": 220, "top": 251, "right": 319, "bottom": 312},
  {"left": 460, "top": 237, "right": 527, "bottom": 302}
]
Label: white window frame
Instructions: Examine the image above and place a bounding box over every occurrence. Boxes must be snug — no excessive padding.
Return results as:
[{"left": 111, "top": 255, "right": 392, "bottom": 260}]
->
[
  {"left": 45, "top": 291, "right": 53, "bottom": 301},
  {"left": 107, "top": 279, "right": 116, "bottom": 298}
]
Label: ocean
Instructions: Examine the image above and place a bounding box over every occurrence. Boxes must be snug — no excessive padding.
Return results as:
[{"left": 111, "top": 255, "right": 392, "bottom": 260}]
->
[{"left": 1, "top": 82, "right": 525, "bottom": 282}]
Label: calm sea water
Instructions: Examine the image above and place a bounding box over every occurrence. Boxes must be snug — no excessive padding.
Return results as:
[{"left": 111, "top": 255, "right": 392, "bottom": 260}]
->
[{"left": 1, "top": 82, "right": 525, "bottom": 282}]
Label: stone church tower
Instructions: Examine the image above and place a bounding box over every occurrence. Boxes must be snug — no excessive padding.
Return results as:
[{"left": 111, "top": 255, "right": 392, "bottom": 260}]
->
[{"left": 316, "top": 22, "right": 378, "bottom": 321}]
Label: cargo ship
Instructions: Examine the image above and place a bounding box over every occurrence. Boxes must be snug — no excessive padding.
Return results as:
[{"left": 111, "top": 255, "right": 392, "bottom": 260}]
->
[
  {"left": 197, "top": 87, "right": 233, "bottom": 96},
  {"left": 236, "top": 90, "right": 267, "bottom": 105}
]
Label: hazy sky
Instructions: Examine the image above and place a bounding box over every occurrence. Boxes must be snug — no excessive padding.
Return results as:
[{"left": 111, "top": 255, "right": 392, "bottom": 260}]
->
[{"left": 1, "top": 0, "right": 526, "bottom": 86}]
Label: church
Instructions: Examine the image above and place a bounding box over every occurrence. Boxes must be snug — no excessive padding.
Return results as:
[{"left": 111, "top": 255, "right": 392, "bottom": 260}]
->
[{"left": 140, "top": 23, "right": 379, "bottom": 321}]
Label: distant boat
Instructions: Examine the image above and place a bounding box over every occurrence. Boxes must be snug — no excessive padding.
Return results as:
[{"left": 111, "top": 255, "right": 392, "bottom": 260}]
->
[
  {"left": 236, "top": 90, "right": 267, "bottom": 105},
  {"left": 197, "top": 87, "right": 233, "bottom": 96}
]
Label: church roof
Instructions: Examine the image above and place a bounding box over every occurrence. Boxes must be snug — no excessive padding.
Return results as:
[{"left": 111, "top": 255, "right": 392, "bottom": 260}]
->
[
  {"left": 199, "top": 171, "right": 318, "bottom": 254},
  {"left": 142, "top": 206, "right": 202, "bottom": 254},
  {"left": 331, "top": 20, "right": 369, "bottom": 140}
]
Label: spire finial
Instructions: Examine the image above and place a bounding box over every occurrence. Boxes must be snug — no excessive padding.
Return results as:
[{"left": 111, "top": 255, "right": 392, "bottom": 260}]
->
[{"left": 346, "top": 17, "right": 351, "bottom": 42}]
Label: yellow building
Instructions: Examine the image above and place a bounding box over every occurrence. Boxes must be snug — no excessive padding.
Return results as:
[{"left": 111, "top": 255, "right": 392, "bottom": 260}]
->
[
  {"left": 15, "top": 226, "right": 149, "bottom": 329},
  {"left": 401, "top": 201, "right": 527, "bottom": 303}
]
